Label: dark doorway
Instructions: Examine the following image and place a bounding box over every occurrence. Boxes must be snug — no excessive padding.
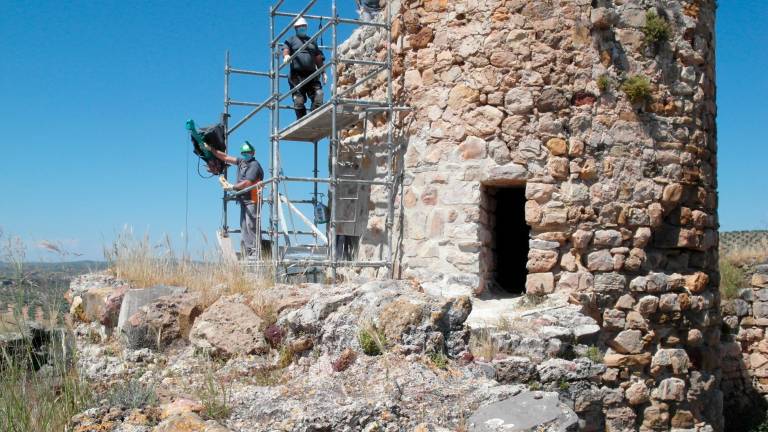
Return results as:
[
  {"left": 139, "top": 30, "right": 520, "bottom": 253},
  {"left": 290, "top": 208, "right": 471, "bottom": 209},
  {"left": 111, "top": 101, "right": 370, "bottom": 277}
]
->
[{"left": 486, "top": 187, "right": 529, "bottom": 295}]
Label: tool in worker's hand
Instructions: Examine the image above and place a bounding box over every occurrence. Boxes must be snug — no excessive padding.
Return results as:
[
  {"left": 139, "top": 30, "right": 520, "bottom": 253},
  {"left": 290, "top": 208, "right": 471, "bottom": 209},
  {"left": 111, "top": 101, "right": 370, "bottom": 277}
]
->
[{"left": 219, "top": 176, "right": 234, "bottom": 191}]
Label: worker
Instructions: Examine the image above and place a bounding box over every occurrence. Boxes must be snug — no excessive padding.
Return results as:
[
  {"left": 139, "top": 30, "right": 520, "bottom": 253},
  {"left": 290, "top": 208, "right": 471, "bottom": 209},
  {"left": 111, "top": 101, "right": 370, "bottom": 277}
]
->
[
  {"left": 356, "top": 0, "right": 383, "bottom": 20},
  {"left": 283, "top": 17, "right": 326, "bottom": 120},
  {"left": 207, "top": 142, "right": 264, "bottom": 257}
]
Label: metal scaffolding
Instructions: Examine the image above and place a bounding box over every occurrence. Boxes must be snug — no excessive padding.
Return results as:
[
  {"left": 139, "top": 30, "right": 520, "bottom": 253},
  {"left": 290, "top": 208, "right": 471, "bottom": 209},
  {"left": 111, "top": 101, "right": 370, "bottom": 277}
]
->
[{"left": 218, "top": 0, "right": 399, "bottom": 282}]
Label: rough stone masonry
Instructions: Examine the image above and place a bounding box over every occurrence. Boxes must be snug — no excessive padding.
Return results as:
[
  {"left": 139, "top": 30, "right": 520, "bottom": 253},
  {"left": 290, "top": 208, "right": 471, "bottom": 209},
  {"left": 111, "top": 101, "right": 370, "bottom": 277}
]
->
[{"left": 336, "top": 0, "right": 720, "bottom": 430}]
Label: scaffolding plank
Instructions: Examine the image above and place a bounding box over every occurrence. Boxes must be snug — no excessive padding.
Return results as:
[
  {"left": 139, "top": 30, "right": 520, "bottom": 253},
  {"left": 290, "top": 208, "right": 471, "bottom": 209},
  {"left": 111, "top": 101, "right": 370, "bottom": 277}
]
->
[{"left": 279, "top": 104, "right": 362, "bottom": 142}]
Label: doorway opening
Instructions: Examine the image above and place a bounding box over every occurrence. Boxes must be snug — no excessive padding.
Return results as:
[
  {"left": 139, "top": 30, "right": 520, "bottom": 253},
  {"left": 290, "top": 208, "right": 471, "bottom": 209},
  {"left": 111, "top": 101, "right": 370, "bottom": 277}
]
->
[{"left": 480, "top": 186, "right": 529, "bottom": 296}]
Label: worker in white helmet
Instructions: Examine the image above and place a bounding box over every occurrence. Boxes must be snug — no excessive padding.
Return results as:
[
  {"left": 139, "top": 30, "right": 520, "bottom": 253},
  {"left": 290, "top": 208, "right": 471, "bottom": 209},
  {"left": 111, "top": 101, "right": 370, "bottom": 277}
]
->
[{"left": 283, "top": 17, "right": 326, "bottom": 120}]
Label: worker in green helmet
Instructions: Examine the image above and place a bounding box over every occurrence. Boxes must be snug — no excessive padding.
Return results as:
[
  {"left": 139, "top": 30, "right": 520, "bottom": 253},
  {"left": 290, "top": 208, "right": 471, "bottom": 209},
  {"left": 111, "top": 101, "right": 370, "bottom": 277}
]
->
[{"left": 208, "top": 142, "right": 264, "bottom": 257}]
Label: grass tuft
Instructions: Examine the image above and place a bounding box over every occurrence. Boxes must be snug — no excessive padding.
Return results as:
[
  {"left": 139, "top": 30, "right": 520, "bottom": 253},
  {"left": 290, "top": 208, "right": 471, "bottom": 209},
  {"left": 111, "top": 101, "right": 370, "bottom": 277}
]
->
[
  {"left": 585, "top": 345, "right": 604, "bottom": 363},
  {"left": 107, "top": 378, "right": 157, "bottom": 409},
  {"left": 621, "top": 75, "right": 653, "bottom": 104},
  {"left": 642, "top": 11, "right": 671, "bottom": 45},
  {"left": 197, "top": 370, "right": 232, "bottom": 420},
  {"left": 429, "top": 352, "right": 448, "bottom": 370},
  {"left": 358, "top": 323, "right": 387, "bottom": 356},
  {"left": 720, "top": 259, "right": 747, "bottom": 300},
  {"left": 104, "top": 228, "right": 273, "bottom": 308},
  {"left": 596, "top": 75, "right": 611, "bottom": 93}
]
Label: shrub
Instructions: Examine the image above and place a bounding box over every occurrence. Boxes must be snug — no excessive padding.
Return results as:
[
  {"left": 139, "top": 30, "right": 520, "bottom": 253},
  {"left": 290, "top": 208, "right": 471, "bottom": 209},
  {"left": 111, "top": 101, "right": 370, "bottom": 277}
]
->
[
  {"left": 585, "top": 346, "right": 604, "bottom": 363},
  {"left": 621, "top": 75, "right": 653, "bottom": 104},
  {"left": 358, "top": 324, "right": 387, "bottom": 356},
  {"left": 277, "top": 345, "right": 294, "bottom": 369},
  {"left": 597, "top": 75, "right": 611, "bottom": 93},
  {"left": 197, "top": 371, "right": 232, "bottom": 420},
  {"left": 558, "top": 379, "right": 570, "bottom": 391},
  {"left": 263, "top": 325, "right": 284, "bottom": 348},
  {"left": 429, "top": 352, "right": 448, "bottom": 370},
  {"left": 642, "top": 11, "right": 671, "bottom": 45},
  {"left": 107, "top": 378, "right": 157, "bottom": 409},
  {"left": 720, "top": 259, "right": 746, "bottom": 300}
]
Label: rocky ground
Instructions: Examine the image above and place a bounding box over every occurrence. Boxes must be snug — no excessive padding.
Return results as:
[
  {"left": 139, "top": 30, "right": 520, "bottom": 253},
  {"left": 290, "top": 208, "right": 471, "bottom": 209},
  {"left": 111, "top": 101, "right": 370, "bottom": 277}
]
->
[{"left": 45, "top": 273, "right": 616, "bottom": 431}]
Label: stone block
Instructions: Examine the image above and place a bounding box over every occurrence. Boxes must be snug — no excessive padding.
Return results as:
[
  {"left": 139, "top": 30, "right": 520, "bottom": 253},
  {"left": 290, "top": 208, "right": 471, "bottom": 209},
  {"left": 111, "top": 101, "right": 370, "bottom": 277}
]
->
[
  {"left": 587, "top": 250, "right": 613, "bottom": 271},
  {"left": 526, "top": 273, "right": 555, "bottom": 295},
  {"left": 609, "top": 329, "right": 645, "bottom": 354},
  {"left": 594, "top": 272, "right": 627, "bottom": 293},
  {"left": 82, "top": 287, "right": 115, "bottom": 323},
  {"left": 527, "top": 249, "right": 558, "bottom": 272},
  {"left": 594, "top": 230, "right": 623, "bottom": 247},
  {"left": 117, "top": 285, "right": 187, "bottom": 333}
]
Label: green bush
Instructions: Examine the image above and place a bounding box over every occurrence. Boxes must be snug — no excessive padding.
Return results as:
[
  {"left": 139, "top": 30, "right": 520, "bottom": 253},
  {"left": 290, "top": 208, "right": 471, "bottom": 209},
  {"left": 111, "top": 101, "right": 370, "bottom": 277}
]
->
[
  {"left": 107, "top": 378, "right": 157, "bottom": 410},
  {"left": 429, "top": 352, "right": 448, "bottom": 370},
  {"left": 197, "top": 371, "right": 232, "bottom": 420},
  {"left": 585, "top": 346, "right": 604, "bottom": 363},
  {"left": 358, "top": 325, "right": 387, "bottom": 356},
  {"left": 596, "top": 75, "right": 611, "bottom": 93},
  {"left": 621, "top": 75, "right": 653, "bottom": 104},
  {"left": 643, "top": 11, "right": 671, "bottom": 45},
  {"left": 720, "top": 259, "right": 746, "bottom": 300}
]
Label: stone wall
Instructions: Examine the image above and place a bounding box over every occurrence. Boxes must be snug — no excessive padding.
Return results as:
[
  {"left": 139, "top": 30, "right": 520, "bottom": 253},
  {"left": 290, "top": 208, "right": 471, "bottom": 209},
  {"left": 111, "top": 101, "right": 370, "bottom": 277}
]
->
[
  {"left": 337, "top": 0, "right": 721, "bottom": 429},
  {"left": 721, "top": 264, "right": 768, "bottom": 429}
]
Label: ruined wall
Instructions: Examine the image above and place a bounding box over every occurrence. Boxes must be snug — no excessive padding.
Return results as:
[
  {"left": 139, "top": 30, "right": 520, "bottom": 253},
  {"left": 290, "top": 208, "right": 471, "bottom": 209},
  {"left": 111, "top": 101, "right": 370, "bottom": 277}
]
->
[
  {"left": 338, "top": 0, "right": 720, "bottom": 429},
  {"left": 721, "top": 265, "right": 768, "bottom": 428}
]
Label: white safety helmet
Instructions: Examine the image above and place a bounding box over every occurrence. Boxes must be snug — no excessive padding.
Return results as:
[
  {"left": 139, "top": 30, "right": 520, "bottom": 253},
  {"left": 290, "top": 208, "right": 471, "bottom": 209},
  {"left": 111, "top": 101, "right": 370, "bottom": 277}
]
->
[{"left": 294, "top": 17, "right": 308, "bottom": 27}]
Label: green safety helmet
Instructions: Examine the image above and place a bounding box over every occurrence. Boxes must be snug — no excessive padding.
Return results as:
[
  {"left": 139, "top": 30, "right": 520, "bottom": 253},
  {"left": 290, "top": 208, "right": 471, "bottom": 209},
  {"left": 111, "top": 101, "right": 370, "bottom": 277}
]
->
[{"left": 240, "top": 142, "right": 255, "bottom": 153}]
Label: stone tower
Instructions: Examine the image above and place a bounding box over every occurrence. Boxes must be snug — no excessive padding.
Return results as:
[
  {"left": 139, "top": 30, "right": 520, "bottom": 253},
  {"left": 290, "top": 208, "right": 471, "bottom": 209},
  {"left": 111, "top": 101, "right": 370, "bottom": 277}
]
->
[{"left": 337, "top": 0, "right": 719, "bottom": 429}]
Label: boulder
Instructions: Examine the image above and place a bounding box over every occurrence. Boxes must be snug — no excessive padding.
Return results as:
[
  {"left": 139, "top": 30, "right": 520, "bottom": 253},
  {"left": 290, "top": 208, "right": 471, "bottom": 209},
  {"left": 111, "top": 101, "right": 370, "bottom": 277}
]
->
[
  {"left": 189, "top": 294, "right": 269, "bottom": 358},
  {"left": 82, "top": 287, "right": 116, "bottom": 323},
  {"left": 468, "top": 391, "right": 579, "bottom": 431},
  {"left": 122, "top": 294, "right": 203, "bottom": 350},
  {"left": 117, "top": 285, "right": 187, "bottom": 332}
]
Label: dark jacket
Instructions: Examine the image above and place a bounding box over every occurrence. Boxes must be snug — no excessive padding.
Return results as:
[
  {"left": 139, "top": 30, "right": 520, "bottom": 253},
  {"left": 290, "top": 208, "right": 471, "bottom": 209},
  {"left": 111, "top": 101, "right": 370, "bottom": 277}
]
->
[{"left": 284, "top": 35, "right": 323, "bottom": 74}]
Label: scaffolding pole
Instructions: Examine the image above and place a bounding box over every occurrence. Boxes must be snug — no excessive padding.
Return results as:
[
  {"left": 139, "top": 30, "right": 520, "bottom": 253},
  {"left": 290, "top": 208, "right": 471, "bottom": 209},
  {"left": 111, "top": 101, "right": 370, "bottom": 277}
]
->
[{"left": 218, "top": 0, "right": 399, "bottom": 281}]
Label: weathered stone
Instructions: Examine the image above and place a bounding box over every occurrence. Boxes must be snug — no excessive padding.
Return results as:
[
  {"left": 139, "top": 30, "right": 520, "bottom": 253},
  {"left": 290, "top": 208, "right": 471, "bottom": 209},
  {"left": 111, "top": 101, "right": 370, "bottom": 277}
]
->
[
  {"left": 189, "top": 294, "right": 269, "bottom": 358},
  {"left": 458, "top": 136, "right": 486, "bottom": 160},
  {"left": 504, "top": 88, "right": 534, "bottom": 114},
  {"left": 526, "top": 273, "right": 555, "bottom": 295},
  {"left": 587, "top": 250, "right": 613, "bottom": 272},
  {"left": 684, "top": 272, "right": 709, "bottom": 294},
  {"left": 654, "top": 377, "right": 686, "bottom": 402},
  {"left": 594, "top": 230, "right": 623, "bottom": 247},
  {"left": 493, "top": 356, "right": 537, "bottom": 383},
  {"left": 526, "top": 249, "right": 558, "bottom": 272},
  {"left": 572, "top": 230, "right": 593, "bottom": 250},
  {"left": 626, "top": 381, "right": 650, "bottom": 405},
  {"left": 651, "top": 349, "right": 690, "bottom": 375},
  {"left": 116, "top": 286, "right": 185, "bottom": 330},
  {"left": 603, "top": 352, "right": 652, "bottom": 367},
  {"left": 609, "top": 330, "right": 645, "bottom": 354},
  {"left": 468, "top": 391, "right": 578, "bottom": 432},
  {"left": 537, "top": 88, "right": 569, "bottom": 112},
  {"left": 545, "top": 138, "right": 567, "bottom": 156},
  {"left": 594, "top": 273, "right": 626, "bottom": 293},
  {"left": 82, "top": 287, "right": 115, "bottom": 323}
]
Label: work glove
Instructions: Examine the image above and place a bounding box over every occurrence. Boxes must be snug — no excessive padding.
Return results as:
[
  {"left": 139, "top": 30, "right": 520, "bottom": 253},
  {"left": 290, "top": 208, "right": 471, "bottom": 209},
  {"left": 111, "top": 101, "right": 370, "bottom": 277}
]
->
[
  {"left": 219, "top": 176, "right": 235, "bottom": 192},
  {"left": 283, "top": 54, "right": 291, "bottom": 64},
  {"left": 322, "top": 72, "right": 328, "bottom": 84}
]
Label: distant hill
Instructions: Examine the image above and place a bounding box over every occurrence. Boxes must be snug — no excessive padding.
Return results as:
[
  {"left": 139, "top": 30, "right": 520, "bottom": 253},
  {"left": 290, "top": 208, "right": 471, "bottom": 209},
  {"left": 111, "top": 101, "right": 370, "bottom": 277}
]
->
[{"left": 720, "top": 230, "right": 768, "bottom": 253}]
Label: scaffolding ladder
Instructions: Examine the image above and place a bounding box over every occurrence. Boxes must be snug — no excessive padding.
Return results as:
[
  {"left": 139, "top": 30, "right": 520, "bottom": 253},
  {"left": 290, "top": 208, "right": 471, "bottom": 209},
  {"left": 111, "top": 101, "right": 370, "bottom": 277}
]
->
[{"left": 219, "top": 0, "right": 401, "bottom": 282}]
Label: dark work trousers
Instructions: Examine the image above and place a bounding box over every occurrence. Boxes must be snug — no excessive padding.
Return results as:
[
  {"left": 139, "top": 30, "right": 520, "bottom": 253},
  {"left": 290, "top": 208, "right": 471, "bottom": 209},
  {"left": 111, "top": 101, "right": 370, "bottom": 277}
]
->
[
  {"left": 289, "top": 72, "right": 323, "bottom": 120},
  {"left": 240, "top": 201, "right": 260, "bottom": 257}
]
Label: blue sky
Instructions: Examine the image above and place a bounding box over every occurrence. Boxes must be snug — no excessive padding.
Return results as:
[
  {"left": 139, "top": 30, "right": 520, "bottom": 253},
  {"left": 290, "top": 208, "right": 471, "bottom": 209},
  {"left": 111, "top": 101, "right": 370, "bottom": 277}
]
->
[{"left": 0, "top": 1, "right": 766, "bottom": 260}]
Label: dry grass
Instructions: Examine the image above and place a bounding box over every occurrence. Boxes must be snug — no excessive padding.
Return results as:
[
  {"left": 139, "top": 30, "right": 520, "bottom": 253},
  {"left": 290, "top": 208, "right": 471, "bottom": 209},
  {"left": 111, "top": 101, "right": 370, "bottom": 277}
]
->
[
  {"left": 469, "top": 328, "right": 497, "bottom": 362},
  {"left": 104, "top": 229, "right": 273, "bottom": 307},
  {"left": 721, "top": 240, "right": 768, "bottom": 267}
]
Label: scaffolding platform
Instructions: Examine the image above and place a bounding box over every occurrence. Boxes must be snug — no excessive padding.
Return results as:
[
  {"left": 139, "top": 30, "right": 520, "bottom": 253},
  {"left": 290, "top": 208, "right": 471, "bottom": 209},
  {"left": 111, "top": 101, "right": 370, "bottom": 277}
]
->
[{"left": 279, "top": 103, "right": 362, "bottom": 142}]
